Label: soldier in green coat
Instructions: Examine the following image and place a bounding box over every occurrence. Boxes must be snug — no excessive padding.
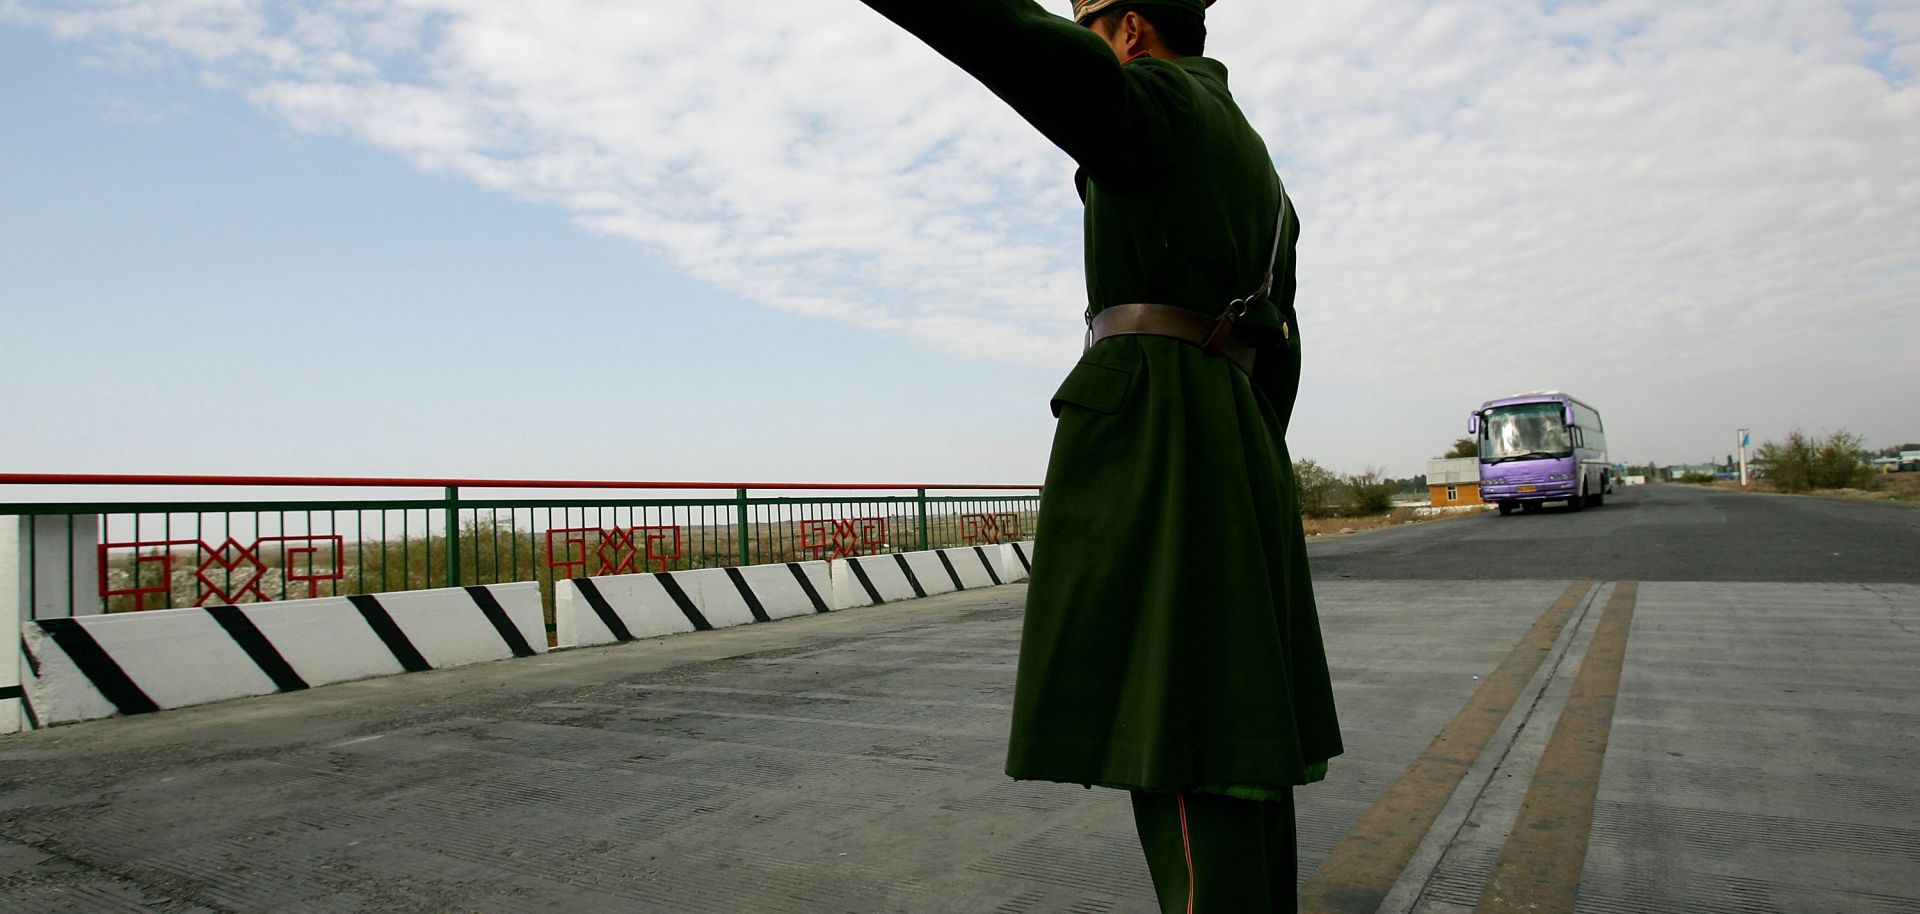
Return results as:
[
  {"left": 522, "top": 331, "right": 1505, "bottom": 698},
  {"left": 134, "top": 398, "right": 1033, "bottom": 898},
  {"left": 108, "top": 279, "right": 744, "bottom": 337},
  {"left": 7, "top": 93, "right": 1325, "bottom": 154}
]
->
[{"left": 855, "top": 0, "right": 1342, "bottom": 909}]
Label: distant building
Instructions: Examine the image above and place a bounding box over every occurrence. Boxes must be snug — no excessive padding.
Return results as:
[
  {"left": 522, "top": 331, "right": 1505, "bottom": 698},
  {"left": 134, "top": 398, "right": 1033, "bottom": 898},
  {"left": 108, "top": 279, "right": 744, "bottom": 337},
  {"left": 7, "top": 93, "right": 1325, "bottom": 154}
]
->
[
  {"left": 1427, "top": 457, "right": 1483, "bottom": 507},
  {"left": 1664, "top": 464, "right": 1719, "bottom": 481}
]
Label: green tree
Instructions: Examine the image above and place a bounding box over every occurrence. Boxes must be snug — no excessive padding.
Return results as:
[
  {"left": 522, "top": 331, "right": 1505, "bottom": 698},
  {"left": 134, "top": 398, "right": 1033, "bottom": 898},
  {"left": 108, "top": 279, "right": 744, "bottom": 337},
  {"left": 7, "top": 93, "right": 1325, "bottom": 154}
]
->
[
  {"left": 1812, "top": 430, "right": 1869, "bottom": 489},
  {"left": 1754, "top": 431, "right": 1811, "bottom": 491},
  {"left": 1754, "top": 428, "right": 1868, "bottom": 492},
  {"left": 1345, "top": 467, "right": 1397, "bottom": 516},
  {"left": 1445, "top": 437, "right": 1478, "bottom": 459},
  {"left": 1293, "top": 459, "right": 1339, "bottom": 518}
]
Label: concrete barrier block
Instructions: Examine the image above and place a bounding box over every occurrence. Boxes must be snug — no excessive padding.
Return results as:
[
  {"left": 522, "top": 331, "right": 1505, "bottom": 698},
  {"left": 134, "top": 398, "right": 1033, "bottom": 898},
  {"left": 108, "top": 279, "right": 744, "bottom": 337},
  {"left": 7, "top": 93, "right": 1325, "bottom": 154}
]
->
[
  {"left": 555, "top": 561, "right": 836, "bottom": 650},
  {"left": 833, "top": 550, "right": 989, "bottom": 609},
  {"left": 999, "top": 541, "right": 1035, "bottom": 583},
  {"left": 22, "top": 620, "right": 150, "bottom": 725},
  {"left": 832, "top": 555, "right": 906, "bottom": 609},
  {"left": 379, "top": 585, "right": 545, "bottom": 670},
  {"left": 238, "top": 597, "right": 408, "bottom": 687},
  {"left": 556, "top": 574, "right": 697, "bottom": 649},
  {"left": 668, "top": 568, "right": 762, "bottom": 630},
  {"left": 20, "top": 582, "right": 546, "bottom": 728},
  {"left": 938, "top": 546, "right": 1005, "bottom": 590},
  {"left": 553, "top": 580, "right": 589, "bottom": 650},
  {"left": 728, "top": 562, "right": 833, "bottom": 621},
  {"left": 901, "top": 551, "right": 957, "bottom": 597},
  {"left": 50, "top": 608, "right": 280, "bottom": 712}
]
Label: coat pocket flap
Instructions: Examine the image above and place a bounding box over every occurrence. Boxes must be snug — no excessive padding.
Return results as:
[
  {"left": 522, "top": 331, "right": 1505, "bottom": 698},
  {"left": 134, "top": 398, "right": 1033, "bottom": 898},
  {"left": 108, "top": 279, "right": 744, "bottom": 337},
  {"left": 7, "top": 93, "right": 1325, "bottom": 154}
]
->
[{"left": 1050, "top": 359, "right": 1133, "bottom": 418}]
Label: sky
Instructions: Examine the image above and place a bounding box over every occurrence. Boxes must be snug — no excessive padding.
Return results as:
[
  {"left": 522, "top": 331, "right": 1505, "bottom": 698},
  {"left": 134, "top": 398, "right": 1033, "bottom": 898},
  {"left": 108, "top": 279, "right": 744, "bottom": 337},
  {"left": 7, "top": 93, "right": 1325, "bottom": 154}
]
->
[{"left": 3, "top": 0, "right": 1916, "bottom": 490}]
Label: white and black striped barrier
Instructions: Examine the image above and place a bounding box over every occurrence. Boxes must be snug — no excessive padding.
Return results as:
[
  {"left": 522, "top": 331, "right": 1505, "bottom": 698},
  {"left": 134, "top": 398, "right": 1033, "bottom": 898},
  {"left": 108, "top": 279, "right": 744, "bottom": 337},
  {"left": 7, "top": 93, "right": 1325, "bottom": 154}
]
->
[
  {"left": 5, "top": 544, "right": 1037, "bottom": 733},
  {"left": 2, "top": 648, "right": 19, "bottom": 735},
  {"left": 999, "top": 541, "right": 1034, "bottom": 583},
  {"left": 830, "top": 545, "right": 1016, "bottom": 610},
  {"left": 555, "top": 561, "right": 834, "bottom": 648},
  {"left": 18, "top": 583, "right": 545, "bottom": 728}
]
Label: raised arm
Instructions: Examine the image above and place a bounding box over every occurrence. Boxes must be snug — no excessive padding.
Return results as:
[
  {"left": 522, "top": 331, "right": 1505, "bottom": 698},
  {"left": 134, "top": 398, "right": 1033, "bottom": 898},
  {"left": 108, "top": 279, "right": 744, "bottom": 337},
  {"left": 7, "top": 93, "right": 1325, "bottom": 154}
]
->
[{"left": 857, "top": 0, "right": 1181, "bottom": 188}]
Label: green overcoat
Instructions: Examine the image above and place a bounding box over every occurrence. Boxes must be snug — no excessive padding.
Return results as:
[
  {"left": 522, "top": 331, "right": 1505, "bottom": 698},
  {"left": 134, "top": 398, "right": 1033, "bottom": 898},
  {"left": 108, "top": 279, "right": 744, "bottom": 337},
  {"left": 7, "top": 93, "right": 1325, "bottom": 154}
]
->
[{"left": 859, "top": 0, "right": 1343, "bottom": 796}]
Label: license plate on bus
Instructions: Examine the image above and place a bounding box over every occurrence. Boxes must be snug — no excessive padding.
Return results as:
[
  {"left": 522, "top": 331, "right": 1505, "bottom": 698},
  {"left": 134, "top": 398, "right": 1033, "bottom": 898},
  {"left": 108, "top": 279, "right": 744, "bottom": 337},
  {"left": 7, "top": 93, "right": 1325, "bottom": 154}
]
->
[{"left": 1518, "top": 485, "right": 1538, "bottom": 492}]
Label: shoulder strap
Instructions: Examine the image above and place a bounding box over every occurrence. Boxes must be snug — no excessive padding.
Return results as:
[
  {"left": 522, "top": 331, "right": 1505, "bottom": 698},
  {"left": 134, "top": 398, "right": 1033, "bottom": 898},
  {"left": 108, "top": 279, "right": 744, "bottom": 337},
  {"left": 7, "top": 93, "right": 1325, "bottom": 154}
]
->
[
  {"left": 1204, "top": 181, "right": 1291, "bottom": 354},
  {"left": 1247, "top": 181, "right": 1289, "bottom": 308}
]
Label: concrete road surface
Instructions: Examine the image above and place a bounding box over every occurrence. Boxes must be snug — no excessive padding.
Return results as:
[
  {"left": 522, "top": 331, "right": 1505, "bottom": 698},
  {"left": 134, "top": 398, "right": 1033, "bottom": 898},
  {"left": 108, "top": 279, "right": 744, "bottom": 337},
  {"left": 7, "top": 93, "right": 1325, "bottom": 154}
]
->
[
  {"left": 1311, "top": 481, "right": 1920, "bottom": 583},
  {"left": 2, "top": 485, "right": 1916, "bottom": 913}
]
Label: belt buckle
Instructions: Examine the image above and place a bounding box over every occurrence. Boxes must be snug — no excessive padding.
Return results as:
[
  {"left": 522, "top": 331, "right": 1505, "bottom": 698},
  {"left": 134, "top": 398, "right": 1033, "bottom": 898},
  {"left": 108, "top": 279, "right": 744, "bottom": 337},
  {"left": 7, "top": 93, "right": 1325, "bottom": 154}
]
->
[{"left": 1203, "top": 298, "right": 1250, "bottom": 355}]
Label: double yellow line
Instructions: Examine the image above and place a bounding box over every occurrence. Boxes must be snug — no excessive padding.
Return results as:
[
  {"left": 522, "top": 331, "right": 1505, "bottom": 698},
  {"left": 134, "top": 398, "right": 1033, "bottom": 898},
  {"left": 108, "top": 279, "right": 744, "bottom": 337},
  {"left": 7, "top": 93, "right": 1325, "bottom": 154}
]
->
[{"left": 1300, "top": 580, "right": 1640, "bottom": 914}]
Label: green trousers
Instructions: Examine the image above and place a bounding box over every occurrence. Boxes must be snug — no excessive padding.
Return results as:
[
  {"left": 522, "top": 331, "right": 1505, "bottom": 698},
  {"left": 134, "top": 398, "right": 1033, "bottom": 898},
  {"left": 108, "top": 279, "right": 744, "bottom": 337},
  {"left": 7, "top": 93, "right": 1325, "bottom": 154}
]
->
[{"left": 1130, "top": 790, "right": 1297, "bottom": 913}]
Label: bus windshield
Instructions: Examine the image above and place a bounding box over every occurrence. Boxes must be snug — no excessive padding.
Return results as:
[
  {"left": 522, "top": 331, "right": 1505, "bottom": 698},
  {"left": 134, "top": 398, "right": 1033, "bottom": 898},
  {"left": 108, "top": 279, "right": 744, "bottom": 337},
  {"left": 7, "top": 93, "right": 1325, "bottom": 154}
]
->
[{"left": 1482, "top": 402, "right": 1571, "bottom": 462}]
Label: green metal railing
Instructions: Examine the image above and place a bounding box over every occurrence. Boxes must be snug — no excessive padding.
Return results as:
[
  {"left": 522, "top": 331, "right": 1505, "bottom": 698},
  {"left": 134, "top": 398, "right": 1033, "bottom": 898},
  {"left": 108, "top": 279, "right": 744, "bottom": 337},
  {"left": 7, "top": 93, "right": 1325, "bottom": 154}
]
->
[{"left": 0, "top": 475, "right": 1042, "bottom": 631}]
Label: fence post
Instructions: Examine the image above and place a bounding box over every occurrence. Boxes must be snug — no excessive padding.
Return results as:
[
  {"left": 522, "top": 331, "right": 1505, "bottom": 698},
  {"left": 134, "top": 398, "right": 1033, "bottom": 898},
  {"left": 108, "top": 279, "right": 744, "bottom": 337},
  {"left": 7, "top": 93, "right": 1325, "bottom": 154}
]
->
[
  {"left": 735, "top": 488, "right": 751, "bottom": 567},
  {"left": 917, "top": 488, "right": 930, "bottom": 551},
  {"left": 444, "top": 486, "right": 461, "bottom": 588}
]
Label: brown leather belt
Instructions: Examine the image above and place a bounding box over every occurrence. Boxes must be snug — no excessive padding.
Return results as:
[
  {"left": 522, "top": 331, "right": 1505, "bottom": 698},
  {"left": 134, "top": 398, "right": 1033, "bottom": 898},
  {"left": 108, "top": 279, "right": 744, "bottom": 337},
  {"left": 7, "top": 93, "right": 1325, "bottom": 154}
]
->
[{"left": 1088, "top": 302, "right": 1259, "bottom": 375}]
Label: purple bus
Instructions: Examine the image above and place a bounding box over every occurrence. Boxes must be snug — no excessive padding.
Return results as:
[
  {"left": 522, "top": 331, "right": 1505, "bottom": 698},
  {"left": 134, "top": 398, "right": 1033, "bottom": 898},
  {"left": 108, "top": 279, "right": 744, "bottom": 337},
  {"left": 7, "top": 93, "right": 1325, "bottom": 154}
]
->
[{"left": 1469, "top": 391, "right": 1612, "bottom": 516}]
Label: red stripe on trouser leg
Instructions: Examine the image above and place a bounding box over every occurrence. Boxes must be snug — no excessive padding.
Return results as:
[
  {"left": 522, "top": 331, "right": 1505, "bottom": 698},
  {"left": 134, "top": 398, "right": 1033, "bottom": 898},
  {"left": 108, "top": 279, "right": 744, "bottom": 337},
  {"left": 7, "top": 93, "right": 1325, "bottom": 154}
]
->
[{"left": 1178, "top": 793, "right": 1195, "bottom": 914}]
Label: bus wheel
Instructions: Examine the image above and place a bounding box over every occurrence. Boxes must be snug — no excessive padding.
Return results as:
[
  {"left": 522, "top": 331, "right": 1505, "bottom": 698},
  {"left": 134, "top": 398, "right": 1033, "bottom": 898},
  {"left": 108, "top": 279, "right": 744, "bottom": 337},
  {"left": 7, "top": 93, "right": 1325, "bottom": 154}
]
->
[
  {"left": 1498, "top": 501, "right": 1515, "bottom": 516},
  {"left": 1589, "top": 488, "right": 1605, "bottom": 507},
  {"left": 1567, "top": 483, "right": 1586, "bottom": 512}
]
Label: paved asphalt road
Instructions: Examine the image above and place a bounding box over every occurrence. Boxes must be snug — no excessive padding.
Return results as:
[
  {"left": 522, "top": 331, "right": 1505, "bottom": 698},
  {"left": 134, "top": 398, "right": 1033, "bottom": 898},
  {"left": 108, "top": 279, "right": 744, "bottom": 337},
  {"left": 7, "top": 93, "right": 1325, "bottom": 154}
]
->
[
  {"left": 1309, "top": 483, "right": 1920, "bottom": 583},
  {"left": 2, "top": 485, "right": 1915, "bottom": 913}
]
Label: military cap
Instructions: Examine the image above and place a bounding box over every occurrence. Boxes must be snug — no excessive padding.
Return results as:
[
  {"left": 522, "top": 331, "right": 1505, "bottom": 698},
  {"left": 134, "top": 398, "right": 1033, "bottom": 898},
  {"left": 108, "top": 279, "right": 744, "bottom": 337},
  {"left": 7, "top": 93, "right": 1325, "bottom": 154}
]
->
[{"left": 1072, "top": 0, "right": 1215, "bottom": 25}]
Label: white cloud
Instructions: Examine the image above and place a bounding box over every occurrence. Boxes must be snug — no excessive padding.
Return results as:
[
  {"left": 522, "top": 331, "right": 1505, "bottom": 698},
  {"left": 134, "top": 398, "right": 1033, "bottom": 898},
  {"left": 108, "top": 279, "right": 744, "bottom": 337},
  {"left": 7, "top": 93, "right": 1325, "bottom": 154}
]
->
[{"left": 7, "top": 0, "right": 1917, "bottom": 465}]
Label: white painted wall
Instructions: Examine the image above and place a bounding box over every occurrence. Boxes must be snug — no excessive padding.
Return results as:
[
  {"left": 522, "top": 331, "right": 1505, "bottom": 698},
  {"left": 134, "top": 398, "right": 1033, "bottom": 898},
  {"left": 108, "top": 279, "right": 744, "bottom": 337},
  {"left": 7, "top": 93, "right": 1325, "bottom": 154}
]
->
[
  {"left": 18, "top": 515, "right": 102, "bottom": 618},
  {"left": 0, "top": 515, "right": 97, "bottom": 733},
  {"left": 1428, "top": 457, "right": 1481, "bottom": 486}
]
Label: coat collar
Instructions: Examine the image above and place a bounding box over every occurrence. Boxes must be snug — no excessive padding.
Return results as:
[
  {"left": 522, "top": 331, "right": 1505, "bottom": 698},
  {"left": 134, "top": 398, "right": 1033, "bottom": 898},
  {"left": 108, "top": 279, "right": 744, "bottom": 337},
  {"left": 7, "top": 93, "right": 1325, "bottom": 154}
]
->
[{"left": 1170, "top": 56, "right": 1230, "bottom": 89}]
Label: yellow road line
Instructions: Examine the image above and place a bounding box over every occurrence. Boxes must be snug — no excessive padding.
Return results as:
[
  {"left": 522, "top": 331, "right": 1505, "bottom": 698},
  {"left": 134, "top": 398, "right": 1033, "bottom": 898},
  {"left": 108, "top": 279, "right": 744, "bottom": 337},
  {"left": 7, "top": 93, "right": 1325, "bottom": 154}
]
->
[
  {"left": 1300, "top": 581, "right": 1598, "bottom": 914},
  {"left": 1474, "top": 581, "right": 1639, "bottom": 914}
]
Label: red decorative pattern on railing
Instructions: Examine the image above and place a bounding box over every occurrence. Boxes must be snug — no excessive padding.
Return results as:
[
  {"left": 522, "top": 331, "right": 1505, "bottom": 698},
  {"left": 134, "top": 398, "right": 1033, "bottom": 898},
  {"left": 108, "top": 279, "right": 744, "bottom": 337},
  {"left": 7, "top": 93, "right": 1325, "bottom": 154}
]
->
[
  {"left": 798, "top": 517, "right": 889, "bottom": 560},
  {"left": 0, "top": 473, "right": 1038, "bottom": 491},
  {"left": 544, "top": 526, "right": 685, "bottom": 578},
  {"left": 959, "top": 512, "right": 1021, "bottom": 545},
  {"left": 98, "top": 535, "right": 346, "bottom": 610}
]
